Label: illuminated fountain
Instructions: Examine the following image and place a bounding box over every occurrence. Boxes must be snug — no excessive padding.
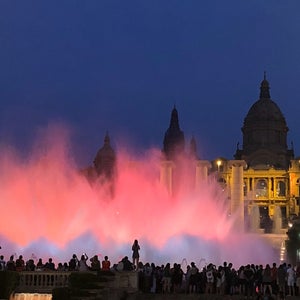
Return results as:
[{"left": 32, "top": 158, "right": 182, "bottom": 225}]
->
[
  {"left": 250, "top": 204, "right": 261, "bottom": 233},
  {"left": 10, "top": 293, "right": 51, "bottom": 300},
  {"left": 273, "top": 206, "right": 283, "bottom": 234},
  {"left": 0, "top": 128, "right": 277, "bottom": 272}
]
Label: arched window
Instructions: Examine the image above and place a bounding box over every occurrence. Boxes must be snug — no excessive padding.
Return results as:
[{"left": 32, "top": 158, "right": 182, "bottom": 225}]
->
[
  {"left": 217, "top": 177, "right": 226, "bottom": 191},
  {"left": 255, "top": 179, "right": 268, "bottom": 197},
  {"left": 243, "top": 181, "right": 247, "bottom": 196},
  {"left": 276, "top": 181, "right": 286, "bottom": 196},
  {"left": 296, "top": 178, "right": 300, "bottom": 197}
]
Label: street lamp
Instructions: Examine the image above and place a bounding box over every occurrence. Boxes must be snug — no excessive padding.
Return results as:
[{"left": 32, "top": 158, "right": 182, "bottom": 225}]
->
[{"left": 217, "top": 160, "right": 222, "bottom": 172}]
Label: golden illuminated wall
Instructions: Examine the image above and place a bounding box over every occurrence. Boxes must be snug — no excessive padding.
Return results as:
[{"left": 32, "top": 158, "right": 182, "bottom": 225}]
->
[{"left": 160, "top": 157, "right": 300, "bottom": 224}]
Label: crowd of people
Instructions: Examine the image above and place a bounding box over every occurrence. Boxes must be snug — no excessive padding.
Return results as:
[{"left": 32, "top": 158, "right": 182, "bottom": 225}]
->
[
  {"left": 0, "top": 253, "right": 112, "bottom": 272},
  {"left": 0, "top": 239, "right": 300, "bottom": 299},
  {"left": 135, "top": 261, "right": 300, "bottom": 299}
]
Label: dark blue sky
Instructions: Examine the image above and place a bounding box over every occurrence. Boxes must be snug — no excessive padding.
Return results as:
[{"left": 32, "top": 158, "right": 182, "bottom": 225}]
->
[{"left": 1, "top": 1, "right": 300, "bottom": 166}]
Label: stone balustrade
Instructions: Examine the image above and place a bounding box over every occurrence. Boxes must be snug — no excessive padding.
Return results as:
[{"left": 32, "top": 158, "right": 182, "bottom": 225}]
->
[
  {"left": 16, "top": 271, "right": 71, "bottom": 293},
  {"left": 15, "top": 270, "right": 139, "bottom": 294}
]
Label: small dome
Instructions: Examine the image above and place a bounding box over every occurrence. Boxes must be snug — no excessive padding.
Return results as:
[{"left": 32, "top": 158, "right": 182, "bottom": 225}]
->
[
  {"left": 94, "top": 133, "right": 116, "bottom": 178},
  {"left": 95, "top": 134, "right": 115, "bottom": 159}
]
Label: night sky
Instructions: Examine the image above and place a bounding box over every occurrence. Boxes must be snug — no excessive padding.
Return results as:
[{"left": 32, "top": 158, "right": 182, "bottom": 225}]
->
[{"left": 1, "top": 1, "right": 300, "bottom": 166}]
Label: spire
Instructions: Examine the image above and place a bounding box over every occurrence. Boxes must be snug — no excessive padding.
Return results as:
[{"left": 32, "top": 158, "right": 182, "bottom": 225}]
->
[
  {"left": 259, "top": 71, "right": 271, "bottom": 99},
  {"left": 189, "top": 136, "right": 198, "bottom": 159},
  {"left": 169, "top": 105, "right": 180, "bottom": 131},
  {"left": 104, "top": 131, "right": 110, "bottom": 145},
  {"left": 163, "top": 106, "right": 185, "bottom": 159}
]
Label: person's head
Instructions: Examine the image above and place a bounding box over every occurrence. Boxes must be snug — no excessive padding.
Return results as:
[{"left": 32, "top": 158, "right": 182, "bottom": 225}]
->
[{"left": 105, "top": 256, "right": 108, "bottom": 260}]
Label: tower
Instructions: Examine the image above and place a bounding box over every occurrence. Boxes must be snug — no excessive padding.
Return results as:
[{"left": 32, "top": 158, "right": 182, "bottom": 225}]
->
[{"left": 162, "top": 106, "right": 185, "bottom": 160}]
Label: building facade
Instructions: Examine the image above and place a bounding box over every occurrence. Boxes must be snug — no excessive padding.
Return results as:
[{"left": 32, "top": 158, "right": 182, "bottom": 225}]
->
[
  {"left": 92, "top": 75, "right": 300, "bottom": 232},
  {"left": 161, "top": 75, "right": 300, "bottom": 232}
]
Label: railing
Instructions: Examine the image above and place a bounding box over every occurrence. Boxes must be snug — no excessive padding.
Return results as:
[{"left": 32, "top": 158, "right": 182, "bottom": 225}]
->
[
  {"left": 17, "top": 271, "right": 71, "bottom": 293},
  {"left": 15, "top": 271, "right": 139, "bottom": 294}
]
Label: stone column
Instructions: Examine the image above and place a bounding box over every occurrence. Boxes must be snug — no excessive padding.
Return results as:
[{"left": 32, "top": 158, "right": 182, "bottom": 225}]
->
[
  {"left": 195, "top": 160, "right": 211, "bottom": 189},
  {"left": 267, "top": 177, "right": 270, "bottom": 197},
  {"left": 160, "top": 161, "right": 175, "bottom": 195},
  {"left": 228, "top": 160, "right": 247, "bottom": 232}
]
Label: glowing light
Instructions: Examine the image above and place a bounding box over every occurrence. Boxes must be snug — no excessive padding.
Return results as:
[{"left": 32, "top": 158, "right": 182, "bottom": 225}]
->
[{"left": 216, "top": 160, "right": 222, "bottom": 172}]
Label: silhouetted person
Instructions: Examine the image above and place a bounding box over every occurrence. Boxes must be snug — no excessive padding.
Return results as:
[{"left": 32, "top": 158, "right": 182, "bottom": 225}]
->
[
  {"left": 0, "top": 255, "right": 6, "bottom": 270},
  {"left": 132, "top": 239, "right": 140, "bottom": 270},
  {"left": 15, "top": 255, "right": 25, "bottom": 271},
  {"left": 69, "top": 254, "right": 78, "bottom": 271},
  {"left": 44, "top": 258, "right": 55, "bottom": 271},
  {"left": 90, "top": 255, "right": 101, "bottom": 271},
  {"left": 102, "top": 255, "right": 111, "bottom": 271},
  {"left": 6, "top": 255, "right": 15, "bottom": 271},
  {"left": 122, "top": 256, "right": 133, "bottom": 271},
  {"left": 36, "top": 258, "right": 44, "bottom": 271},
  {"left": 78, "top": 253, "right": 89, "bottom": 271}
]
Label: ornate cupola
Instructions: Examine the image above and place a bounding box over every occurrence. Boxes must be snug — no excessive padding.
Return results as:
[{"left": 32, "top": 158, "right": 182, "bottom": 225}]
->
[
  {"left": 93, "top": 132, "right": 116, "bottom": 179},
  {"left": 235, "top": 73, "right": 294, "bottom": 169},
  {"left": 163, "top": 106, "right": 185, "bottom": 160}
]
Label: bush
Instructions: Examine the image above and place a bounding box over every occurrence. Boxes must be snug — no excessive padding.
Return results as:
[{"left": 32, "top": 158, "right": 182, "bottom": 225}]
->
[
  {"left": 0, "top": 271, "right": 20, "bottom": 299},
  {"left": 52, "top": 287, "right": 71, "bottom": 300}
]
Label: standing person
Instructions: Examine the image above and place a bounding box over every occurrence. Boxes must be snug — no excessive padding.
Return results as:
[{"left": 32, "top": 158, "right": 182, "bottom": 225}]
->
[
  {"left": 6, "top": 255, "right": 16, "bottom": 271},
  {"left": 0, "top": 255, "right": 6, "bottom": 271},
  {"left": 36, "top": 258, "right": 44, "bottom": 271},
  {"left": 277, "top": 264, "right": 286, "bottom": 297},
  {"left": 15, "top": 255, "right": 25, "bottom": 272},
  {"left": 102, "top": 256, "right": 111, "bottom": 271},
  {"left": 295, "top": 261, "right": 300, "bottom": 295},
  {"left": 286, "top": 263, "right": 295, "bottom": 296},
  {"left": 90, "top": 255, "right": 101, "bottom": 271},
  {"left": 132, "top": 239, "right": 140, "bottom": 270},
  {"left": 262, "top": 264, "right": 273, "bottom": 296},
  {"left": 69, "top": 254, "right": 78, "bottom": 271},
  {"left": 270, "top": 262, "right": 278, "bottom": 295},
  {"left": 44, "top": 258, "right": 55, "bottom": 271},
  {"left": 78, "top": 253, "right": 89, "bottom": 271}
]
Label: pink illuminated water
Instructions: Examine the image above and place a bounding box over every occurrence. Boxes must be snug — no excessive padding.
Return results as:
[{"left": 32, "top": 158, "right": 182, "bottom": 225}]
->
[{"left": 0, "top": 126, "right": 276, "bottom": 268}]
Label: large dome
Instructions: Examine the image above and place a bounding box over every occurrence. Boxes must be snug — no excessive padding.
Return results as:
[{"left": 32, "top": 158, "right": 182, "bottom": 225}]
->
[
  {"left": 244, "top": 78, "right": 287, "bottom": 126},
  {"left": 235, "top": 75, "right": 293, "bottom": 169},
  {"left": 243, "top": 76, "right": 288, "bottom": 132}
]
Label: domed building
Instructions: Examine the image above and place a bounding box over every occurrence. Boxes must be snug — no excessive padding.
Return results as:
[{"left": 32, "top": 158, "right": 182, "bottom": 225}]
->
[
  {"left": 82, "top": 132, "right": 116, "bottom": 197},
  {"left": 93, "top": 132, "right": 116, "bottom": 180},
  {"left": 231, "top": 74, "right": 296, "bottom": 231},
  {"left": 234, "top": 73, "right": 294, "bottom": 169},
  {"left": 91, "top": 74, "right": 300, "bottom": 234},
  {"left": 160, "top": 74, "right": 300, "bottom": 233}
]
